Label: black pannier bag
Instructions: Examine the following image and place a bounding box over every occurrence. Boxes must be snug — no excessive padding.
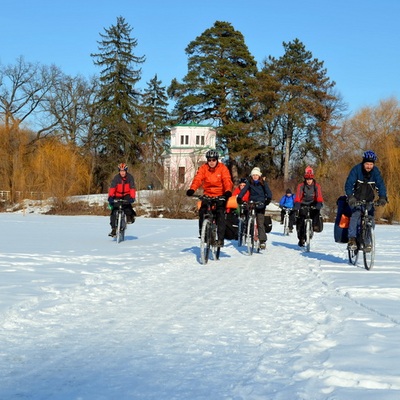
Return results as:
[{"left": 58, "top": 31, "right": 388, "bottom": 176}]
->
[
  {"left": 225, "top": 211, "right": 239, "bottom": 240},
  {"left": 264, "top": 215, "right": 273, "bottom": 233},
  {"left": 334, "top": 195, "right": 352, "bottom": 243}
]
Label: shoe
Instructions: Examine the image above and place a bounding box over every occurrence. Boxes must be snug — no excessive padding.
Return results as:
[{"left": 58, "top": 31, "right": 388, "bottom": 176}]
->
[
  {"left": 289, "top": 228, "right": 293, "bottom": 233},
  {"left": 216, "top": 239, "right": 224, "bottom": 247},
  {"left": 298, "top": 239, "right": 305, "bottom": 247},
  {"left": 364, "top": 243, "right": 372, "bottom": 252},
  {"left": 347, "top": 237, "right": 357, "bottom": 250},
  {"left": 108, "top": 228, "right": 116, "bottom": 237},
  {"left": 260, "top": 241, "right": 266, "bottom": 249}
]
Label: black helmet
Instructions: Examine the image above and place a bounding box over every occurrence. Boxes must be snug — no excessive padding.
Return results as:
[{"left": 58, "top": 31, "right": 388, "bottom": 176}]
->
[{"left": 206, "top": 149, "right": 219, "bottom": 160}]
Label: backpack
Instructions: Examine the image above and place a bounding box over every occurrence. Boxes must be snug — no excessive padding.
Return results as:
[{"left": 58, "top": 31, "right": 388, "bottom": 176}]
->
[{"left": 334, "top": 195, "right": 352, "bottom": 243}]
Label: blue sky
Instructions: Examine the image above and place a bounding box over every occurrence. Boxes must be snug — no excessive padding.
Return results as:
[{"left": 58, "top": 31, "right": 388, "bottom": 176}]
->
[{"left": 1, "top": 0, "right": 399, "bottom": 115}]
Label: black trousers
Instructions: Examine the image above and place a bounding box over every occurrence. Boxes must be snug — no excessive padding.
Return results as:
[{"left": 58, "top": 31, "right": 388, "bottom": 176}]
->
[
  {"left": 199, "top": 201, "right": 226, "bottom": 240},
  {"left": 110, "top": 204, "right": 134, "bottom": 227},
  {"left": 296, "top": 208, "right": 320, "bottom": 240}
]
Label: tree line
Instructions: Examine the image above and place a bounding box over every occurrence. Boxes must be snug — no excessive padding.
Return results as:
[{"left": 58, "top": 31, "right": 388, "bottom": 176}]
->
[{"left": 0, "top": 17, "right": 399, "bottom": 221}]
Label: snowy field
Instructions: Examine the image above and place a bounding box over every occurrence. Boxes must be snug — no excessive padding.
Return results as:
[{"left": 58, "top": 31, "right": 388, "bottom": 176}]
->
[{"left": 1, "top": 211, "right": 400, "bottom": 400}]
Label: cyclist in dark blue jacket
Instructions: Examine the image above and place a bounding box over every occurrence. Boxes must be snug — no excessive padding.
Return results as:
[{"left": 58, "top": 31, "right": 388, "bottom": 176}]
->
[
  {"left": 345, "top": 150, "right": 387, "bottom": 250},
  {"left": 237, "top": 167, "right": 272, "bottom": 249}
]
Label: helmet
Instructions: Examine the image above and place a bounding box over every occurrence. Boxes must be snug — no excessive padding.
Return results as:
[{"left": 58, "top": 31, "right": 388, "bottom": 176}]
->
[
  {"left": 205, "top": 149, "right": 219, "bottom": 160},
  {"left": 118, "top": 163, "right": 128, "bottom": 171},
  {"left": 304, "top": 166, "right": 314, "bottom": 179},
  {"left": 239, "top": 178, "right": 248, "bottom": 184},
  {"left": 363, "top": 150, "right": 377, "bottom": 163}
]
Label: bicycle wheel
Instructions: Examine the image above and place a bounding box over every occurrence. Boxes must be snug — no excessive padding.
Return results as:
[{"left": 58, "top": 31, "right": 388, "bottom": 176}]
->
[
  {"left": 362, "top": 225, "right": 375, "bottom": 270},
  {"left": 116, "top": 211, "right": 123, "bottom": 243},
  {"left": 305, "top": 219, "right": 312, "bottom": 252},
  {"left": 238, "top": 217, "right": 245, "bottom": 247},
  {"left": 246, "top": 217, "right": 255, "bottom": 255},
  {"left": 200, "top": 219, "right": 211, "bottom": 265},
  {"left": 348, "top": 246, "right": 359, "bottom": 265},
  {"left": 212, "top": 223, "right": 220, "bottom": 261},
  {"left": 283, "top": 213, "right": 290, "bottom": 236}
]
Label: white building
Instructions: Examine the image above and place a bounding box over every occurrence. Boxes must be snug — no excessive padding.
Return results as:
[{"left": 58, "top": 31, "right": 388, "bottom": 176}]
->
[{"left": 163, "top": 123, "right": 216, "bottom": 190}]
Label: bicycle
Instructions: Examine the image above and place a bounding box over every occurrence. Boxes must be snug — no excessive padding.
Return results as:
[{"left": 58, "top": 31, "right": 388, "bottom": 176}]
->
[
  {"left": 237, "top": 202, "right": 248, "bottom": 247},
  {"left": 297, "top": 205, "right": 315, "bottom": 252},
  {"left": 282, "top": 207, "right": 293, "bottom": 236},
  {"left": 196, "top": 195, "right": 225, "bottom": 265},
  {"left": 348, "top": 200, "right": 377, "bottom": 270},
  {"left": 112, "top": 199, "right": 129, "bottom": 243},
  {"left": 244, "top": 201, "right": 265, "bottom": 255}
]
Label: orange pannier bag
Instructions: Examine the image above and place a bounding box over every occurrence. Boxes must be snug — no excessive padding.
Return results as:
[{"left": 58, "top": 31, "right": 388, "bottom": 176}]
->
[
  {"left": 226, "top": 196, "right": 238, "bottom": 209},
  {"left": 339, "top": 214, "right": 350, "bottom": 228}
]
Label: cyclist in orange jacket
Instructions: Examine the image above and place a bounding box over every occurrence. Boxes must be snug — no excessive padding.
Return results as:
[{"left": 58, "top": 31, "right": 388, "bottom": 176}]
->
[{"left": 186, "top": 150, "right": 233, "bottom": 246}]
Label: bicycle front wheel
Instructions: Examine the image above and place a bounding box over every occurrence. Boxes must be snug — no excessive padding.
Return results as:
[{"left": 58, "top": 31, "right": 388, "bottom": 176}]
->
[
  {"left": 116, "top": 212, "right": 124, "bottom": 243},
  {"left": 200, "top": 219, "right": 211, "bottom": 265},
  {"left": 246, "top": 217, "right": 255, "bottom": 255},
  {"left": 305, "top": 219, "right": 312, "bottom": 252},
  {"left": 283, "top": 214, "right": 290, "bottom": 236},
  {"left": 362, "top": 226, "right": 375, "bottom": 270},
  {"left": 238, "top": 218, "right": 245, "bottom": 247}
]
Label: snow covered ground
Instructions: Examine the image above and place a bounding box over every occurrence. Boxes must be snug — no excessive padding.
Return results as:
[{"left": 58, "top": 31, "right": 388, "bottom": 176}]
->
[{"left": 1, "top": 211, "right": 400, "bottom": 399}]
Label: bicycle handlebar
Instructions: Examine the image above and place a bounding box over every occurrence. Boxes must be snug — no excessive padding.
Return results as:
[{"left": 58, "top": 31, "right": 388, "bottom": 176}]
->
[{"left": 194, "top": 194, "right": 227, "bottom": 202}]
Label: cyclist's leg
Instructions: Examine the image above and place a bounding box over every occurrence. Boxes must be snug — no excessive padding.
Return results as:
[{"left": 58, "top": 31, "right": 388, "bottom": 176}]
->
[
  {"left": 289, "top": 210, "right": 295, "bottom": 230},
  {"left": 256, "top": 211, "right": 267, "bottom": 242},
  {"left": 198, "top": 204, "right": 207, "bottom": 238},
  {"left": 296, "top": 209, "right": 306, "bottom": 246},
  {"left": 348, "top": 208, "right": 361, "bottom": 239}
]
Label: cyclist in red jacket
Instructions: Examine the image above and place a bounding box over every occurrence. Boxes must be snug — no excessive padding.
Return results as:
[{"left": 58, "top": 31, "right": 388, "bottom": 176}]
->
[
  {"left": 108, "top": 163, "right": 136, "bottom": 237},
  {"left": 294, "top": 166, "right": 324, "bottom": 247}
]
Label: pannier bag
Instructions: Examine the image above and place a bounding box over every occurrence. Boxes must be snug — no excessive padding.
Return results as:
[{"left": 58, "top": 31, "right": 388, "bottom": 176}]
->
[
  {"left": 264, "top": 215, "right": 273, "bottom": 233},
  {"left": 334, "top": 195, "right": 352, "bottom": 243},
  {"left": 224, "top": 211, "right": 239, "bottom": 240}
]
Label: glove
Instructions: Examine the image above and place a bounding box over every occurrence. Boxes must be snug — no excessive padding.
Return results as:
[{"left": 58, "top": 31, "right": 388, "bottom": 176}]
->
[
  {"left": 237, "top": 197, "right": 243, "bottom": 204},
  {"left": 108, "top": 196, "right": 114, "bottom": 205},
  {"left": 294, "top": 203, "right": 300, "bottom": 211},
  {"left": 315, "top": 202, "right": 323, "bottom": 210},
  {"left": 347, "top": 195, "right": 357, "bottom": 208},
  {"left": 186, "top": 189, "right": 195, "bottom": 197},
  {"left": 223, "top": 191, "right": 232, "bottom": 200},
  {"left": 377, "top": 197, "right": 387, "bottom": 206},
  {"left": 128, "top": 197, "right": 135, "bottom": 204},
  {"left": 265, "top": 198, "right": 271, "bottom": 206}
]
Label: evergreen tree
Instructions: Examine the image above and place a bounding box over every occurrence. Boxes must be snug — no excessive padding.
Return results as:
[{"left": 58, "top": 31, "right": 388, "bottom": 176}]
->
[
  {"left": 91, "top": 16, "right": 145, "bottom": 179},
  {"left": 168, "top": 21, "right": 258, "bottom": 178},
  {"left": 260, "top": 39, "right": 340, "bottom": 182},
  {"left": 141, "top": 74, "right": 170, "bottom": 187}
]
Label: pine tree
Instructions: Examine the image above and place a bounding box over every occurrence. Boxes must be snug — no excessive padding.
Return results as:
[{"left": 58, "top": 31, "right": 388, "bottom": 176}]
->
[
  {"left": 141, "top": 74, "right": 170, "bottom": 187},
  {"left": 260, "top": 39, "right": 340, "bottom": 182},
  {"left": 91, "top": 16, "right": 145, "bottom": 177},
  {"left": 168, "top": 21, "right": 258, "bottom": 178}
]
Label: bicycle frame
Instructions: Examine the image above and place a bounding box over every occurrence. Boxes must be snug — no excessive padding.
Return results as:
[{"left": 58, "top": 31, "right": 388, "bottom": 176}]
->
[
  {"left": 197, "top": 195, "right": 224, "bottom": 264},
  {"left": 245, "top": 201, "right": 264, "bottom": 255},
  {"left": 299, "top": 205, "right": 314, "bottom": 252},
  {"left": 348, "top": 200, "right": 376, "bottom": 270},
  {"left": 237, "top": 203, "right": 248, "bottom": 247},
  {"left": 113, "top": 199, "right": 129, "bottom": 243},
  {"left": 282, "top": 207, "right": 292, "bottom": 236}
]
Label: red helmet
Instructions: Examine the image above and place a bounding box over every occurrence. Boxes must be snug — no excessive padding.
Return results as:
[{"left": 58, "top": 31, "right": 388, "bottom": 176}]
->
[
  {"left": 304, "top": 166, "right": 314, "bottom": 179},
  {"left": 118, "top": 163, "right": 128, "bottom": 171}
]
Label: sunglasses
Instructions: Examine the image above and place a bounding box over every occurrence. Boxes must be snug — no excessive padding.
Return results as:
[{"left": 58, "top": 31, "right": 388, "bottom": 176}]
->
[{"left": 207, "top": 158, "right": 217, "bottom": 162}]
